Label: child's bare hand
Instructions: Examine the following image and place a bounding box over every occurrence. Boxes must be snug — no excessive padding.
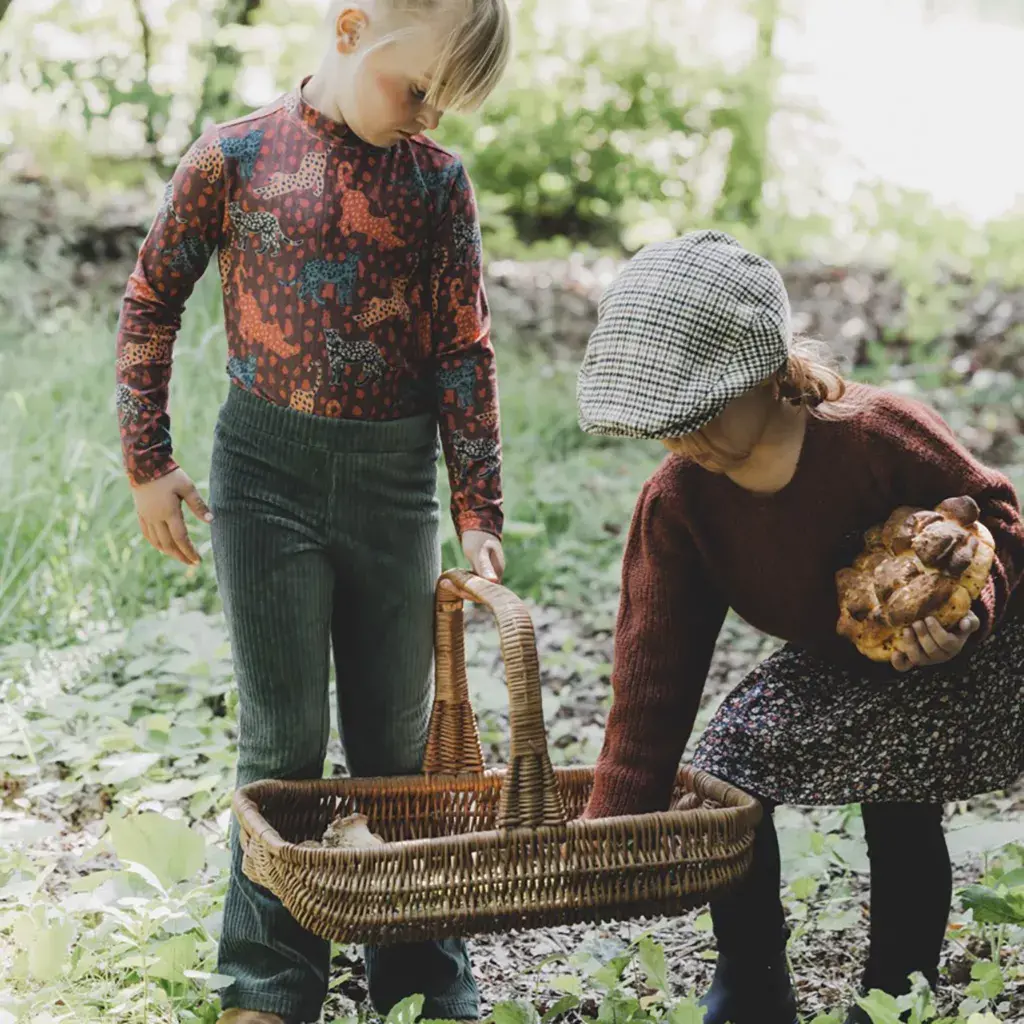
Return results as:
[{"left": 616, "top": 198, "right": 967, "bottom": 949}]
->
[
  {"left": 891, "top": 612, "right": 980, "bottom": 672},
  {"left": 462, "top": 530, "right": 504, "bottom": 583},
  {"left": 132, "top": 468, "right": 213, "bottom": 566}
]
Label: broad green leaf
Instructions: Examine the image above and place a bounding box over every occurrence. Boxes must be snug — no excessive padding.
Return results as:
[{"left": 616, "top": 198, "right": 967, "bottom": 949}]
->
[
  {"left": 637, "top": 936, "right": 669, "bottom": 993},
  {"left": 122, "top": 860, "right": 169, "bottom": 896},
  {"left": 598, "top": 992, "right": 640, "bottom": 1024},
  {"left": 692, "top": 912, "right": 713, "bottom": 932},
  {"left": 996, "top": 866, "right": 1024, "bottom": 889},
  {"left": 855, "top": 990, "right": 903, "bottom": 1024},
  {"left": 159, "top": 911, "right": 201, "bottom": 935},
  {"left": 898, "top": 975, "right": 936, "bottom": 1021},
  {"left": 99, "top": 751, "right": 162, "bottom": 785},
  {"left": 184, "top": 969, "right": 235, "bottom": 990},
  {"left": 816, "top": 907, "right": 861, "bottom": 932},
  {"left": 966, "top": 960, "right": 1004, "bottom": 1000},
  {"left": 139, "top": 713, "right": 174, "bottom": 734},
  {"left": 11, "top": 908, "right": 75, "bottom": 982},
  {"left": 387, "top": 995, "right": 425, "bottom": 1024},
  {"left": 666, "top": 998, "right": 706, "bottom": 1024},
  {"left": 789, "top": 876, "right": 819, "bottom": 900},
  {"left": 591, "top": 953, "right": 631, "bottom": 991},
  {"left": 491, "top": 1001, "right": 540, "bottom": 1024},
  {"left": 831, "top": 836, "right": 871, "bottom": 874},
  {"left": 107, "top": 811, "right": 205, "bottom": 888},
  {"left": 542, "top": 996, "right": 580, "bottom": 1023},
  {"left": 137, "top": 778, "right": 206, "bottom": 801},
  {"left": 550, "top": 974, "right": 583, "bottom": 996},
  {"left": 147, "top": 934, "right": 197, "bottom": 982},
  {"left": 961, "top": 884, "right": 1024, "bottom": 925}
]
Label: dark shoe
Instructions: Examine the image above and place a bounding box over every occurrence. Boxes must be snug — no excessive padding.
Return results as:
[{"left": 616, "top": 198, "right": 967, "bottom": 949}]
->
[{"left": 698, "top": 952, "right": 798, "bottom": 1024}]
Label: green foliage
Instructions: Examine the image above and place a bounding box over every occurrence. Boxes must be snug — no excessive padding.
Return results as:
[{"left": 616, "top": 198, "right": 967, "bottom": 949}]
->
[
  {"left": 435, "top": 10, "right": 737, "bottom": 250},
  {"left": 0, "top": 607, "right": 236, "bottom": 1020},
  {"left": 0, "top": 0, "right": 809, "bottom": 249},
  {"left": 4, "top": 0, "right": 1022, "bottom": 292},
  {"left": 0, "top": 0, "right": 202, "bottom": 179},
  {"left": 712, "top": 0, "right": 780, "bottom": 225},
  {"left": 485, "top": 934, "right": 707, "bottom": 1024},
  {"left": 107, "top": 812, "right": 207, "bottom": 890}
]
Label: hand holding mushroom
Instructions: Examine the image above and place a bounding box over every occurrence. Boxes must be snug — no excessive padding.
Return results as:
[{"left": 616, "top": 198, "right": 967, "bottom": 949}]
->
[{"left": 837, "top": 496, "right": 992, "bottom": 671}]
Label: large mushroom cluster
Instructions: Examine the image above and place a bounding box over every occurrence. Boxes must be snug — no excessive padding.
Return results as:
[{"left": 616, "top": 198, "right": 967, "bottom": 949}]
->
[{"left": 836, "top": 496, "right": 994, "bottom": 662}]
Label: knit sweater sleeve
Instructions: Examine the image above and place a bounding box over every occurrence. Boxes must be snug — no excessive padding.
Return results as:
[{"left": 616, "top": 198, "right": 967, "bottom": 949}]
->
[
  {"left": 584, "top": 474, "right": 728, "bottom": 819},
  {"left": 115, "top": 125, "right": 227, "bottom": 485},
  {"left": 866, "top": 391, "right": 1024, "bottom": 641},
  {"left": 432, "top": 161, "right": 503, "bottom": 540}
]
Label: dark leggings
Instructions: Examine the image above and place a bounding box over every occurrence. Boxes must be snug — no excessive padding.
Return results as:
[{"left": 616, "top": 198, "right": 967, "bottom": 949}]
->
[{"left": 710, "top": 795, "right": 952, "bottom": 993}]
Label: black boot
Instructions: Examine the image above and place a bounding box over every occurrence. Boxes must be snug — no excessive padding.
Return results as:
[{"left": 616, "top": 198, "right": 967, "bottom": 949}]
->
[
  {"left": 698, "top": 794, "right": 798, "bottom": 1024},
  {"left": 699, "top": 950, "right": 798, "bottom": 1024},
  {"left": 842, "top": 804, "right": 949, "bottom": 1024}
]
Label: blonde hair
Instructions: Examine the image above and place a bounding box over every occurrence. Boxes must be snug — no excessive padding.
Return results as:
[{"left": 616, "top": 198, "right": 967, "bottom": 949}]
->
[
  {"left": 327, "top": 0, "right": 512, "bottom": 112},
  {"left": 664, "top": 336, "right": 849, "bottom": 469},
  {"left": 770, "top": 335, "right": 847, "bottom": 411}
]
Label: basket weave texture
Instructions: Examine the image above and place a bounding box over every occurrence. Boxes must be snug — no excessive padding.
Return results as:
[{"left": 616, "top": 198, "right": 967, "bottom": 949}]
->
[{"left": 234, "top": 569, "right": 762, "bottom": 945}]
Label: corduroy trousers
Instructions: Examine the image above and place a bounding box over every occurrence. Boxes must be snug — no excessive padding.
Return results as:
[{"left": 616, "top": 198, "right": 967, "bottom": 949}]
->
[{"left": 209, "top": 385, "right": 478, "bottom": 1023}]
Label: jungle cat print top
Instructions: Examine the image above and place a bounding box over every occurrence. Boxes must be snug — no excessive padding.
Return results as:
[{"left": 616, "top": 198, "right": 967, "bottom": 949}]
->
[{"left": 115, "top": 79, "right": 503, "bottom": 539}]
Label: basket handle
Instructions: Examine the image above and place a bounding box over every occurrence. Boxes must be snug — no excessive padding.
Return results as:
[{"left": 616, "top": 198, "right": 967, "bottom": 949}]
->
[{"left": 422, "top": 567, "right": 567, "bottom": 830}]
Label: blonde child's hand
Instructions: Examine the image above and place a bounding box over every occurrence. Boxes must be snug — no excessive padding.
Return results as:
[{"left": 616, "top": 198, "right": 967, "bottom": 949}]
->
[
  {"left": 132, "top": 468, "right": 213, "bottom": 567},
  {"left": 462, "top": 530, "right": 505, "bottom": 583},
  {"left": 891, "top": 612, "right": 980, "bottom": 672}
]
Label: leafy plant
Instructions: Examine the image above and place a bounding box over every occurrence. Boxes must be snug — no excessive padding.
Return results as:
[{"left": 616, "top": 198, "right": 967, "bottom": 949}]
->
[{"left": 485, "top": 934, "right": 708, "bottom": 1024}]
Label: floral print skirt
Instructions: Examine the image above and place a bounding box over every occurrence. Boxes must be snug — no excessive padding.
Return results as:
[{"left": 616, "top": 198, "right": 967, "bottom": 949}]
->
[{"left": 692, "top": 615, "right": 1024, "bottom": 805}]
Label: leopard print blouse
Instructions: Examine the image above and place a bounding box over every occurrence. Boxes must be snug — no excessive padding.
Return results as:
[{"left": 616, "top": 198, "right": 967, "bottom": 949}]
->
[{"left": 115, "top": 78, "right": 502, "bottom": 538}]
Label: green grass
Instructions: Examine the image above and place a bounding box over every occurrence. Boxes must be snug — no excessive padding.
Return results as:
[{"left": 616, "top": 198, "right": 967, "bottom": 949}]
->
[{"left": 0, "top": 269, "right": 660, "bottom": 646}]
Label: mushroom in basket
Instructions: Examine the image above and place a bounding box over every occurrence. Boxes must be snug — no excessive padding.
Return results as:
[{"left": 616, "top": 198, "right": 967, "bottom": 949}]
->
[
  {"left": 836, "top": 496, "right": 994, "bottom": 662},
  {"left": 300, "top": 813, "right": 384, "bottom": 850}
]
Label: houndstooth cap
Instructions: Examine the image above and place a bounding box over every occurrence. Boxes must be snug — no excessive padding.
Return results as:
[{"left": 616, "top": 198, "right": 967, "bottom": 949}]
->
[{"left": 577, "top": 230, "right": 792, "bottom": 439}]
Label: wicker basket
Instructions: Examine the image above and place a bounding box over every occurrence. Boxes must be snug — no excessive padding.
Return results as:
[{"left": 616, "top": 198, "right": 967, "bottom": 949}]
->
[{"left": 234, "top": 569, "right": 762, "bottom": 945}]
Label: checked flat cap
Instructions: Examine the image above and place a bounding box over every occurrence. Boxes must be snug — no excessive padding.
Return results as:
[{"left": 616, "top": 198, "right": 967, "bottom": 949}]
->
[{"left": 577, "top": 230, "right": 792, "bottom": 439}]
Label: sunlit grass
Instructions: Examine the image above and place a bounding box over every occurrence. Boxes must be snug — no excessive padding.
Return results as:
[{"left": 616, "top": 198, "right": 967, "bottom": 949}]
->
[{"left": 0, "top": 270, "right": 659, "bottom": 645}]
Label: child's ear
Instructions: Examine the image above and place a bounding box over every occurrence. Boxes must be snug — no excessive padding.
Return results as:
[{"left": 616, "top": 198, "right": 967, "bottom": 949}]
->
[{"left": 335, "top": 7, "right": 370, "bottom": 54}]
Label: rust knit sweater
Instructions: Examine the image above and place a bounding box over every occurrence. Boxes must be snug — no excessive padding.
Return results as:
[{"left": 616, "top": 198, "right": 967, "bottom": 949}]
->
[{"left": 585, "top": 383, "right": 1024, "bottom": 819}]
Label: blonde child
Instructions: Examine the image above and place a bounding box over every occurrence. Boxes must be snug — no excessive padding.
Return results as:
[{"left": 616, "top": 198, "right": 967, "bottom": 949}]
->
[
  {"left": 576, "top": 231, "right": 1024, "bottom": 1023},
  {"left": 115, "top": 2, "right": 511, "bottom": 1020}
]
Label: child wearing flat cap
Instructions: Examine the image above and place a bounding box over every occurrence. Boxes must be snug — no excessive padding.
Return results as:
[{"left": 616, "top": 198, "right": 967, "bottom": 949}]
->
[{"left": 577, "top": 230, "right": 1024, "bottom": 1023}]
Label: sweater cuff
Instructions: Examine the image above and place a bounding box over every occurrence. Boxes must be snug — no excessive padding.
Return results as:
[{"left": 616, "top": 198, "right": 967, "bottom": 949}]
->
[
  {"left": 973, "top": 575, "right": 1000, "bottom": 642},
  {"left": 127, "top": 455, "right": 179, "bottom": 488},
  {"left": 455, "top": 509, "right": 502, "bottom": 542},
  {"left": 582, "top": 760, "right": 674, "bottom": 820}
]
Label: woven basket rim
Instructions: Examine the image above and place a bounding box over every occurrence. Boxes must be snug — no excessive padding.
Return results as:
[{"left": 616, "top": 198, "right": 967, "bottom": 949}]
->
[
  {"left": 234, "top": 765, "right": 763, "bottom": 860},
  {"left": 229, "top": 572, "right": 764, "bottom": 944}
]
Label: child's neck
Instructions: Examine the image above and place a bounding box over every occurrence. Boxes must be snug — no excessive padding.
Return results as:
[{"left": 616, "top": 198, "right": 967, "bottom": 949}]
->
[
  {"left": 302, "top": 70, "right": 346, "bottom": 124},
  {"left": 726, "top": 403, "right": 808, "bottom": 495}
]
